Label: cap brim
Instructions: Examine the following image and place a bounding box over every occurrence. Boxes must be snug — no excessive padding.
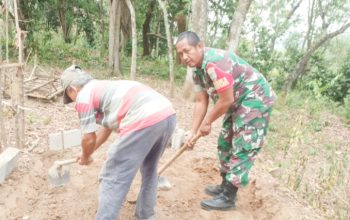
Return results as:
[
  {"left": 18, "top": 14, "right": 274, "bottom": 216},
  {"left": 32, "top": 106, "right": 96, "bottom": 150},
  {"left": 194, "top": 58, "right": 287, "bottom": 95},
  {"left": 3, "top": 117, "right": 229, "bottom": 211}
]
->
[{"left": 63, "top": 90, "right": 73, "bottom": 104}]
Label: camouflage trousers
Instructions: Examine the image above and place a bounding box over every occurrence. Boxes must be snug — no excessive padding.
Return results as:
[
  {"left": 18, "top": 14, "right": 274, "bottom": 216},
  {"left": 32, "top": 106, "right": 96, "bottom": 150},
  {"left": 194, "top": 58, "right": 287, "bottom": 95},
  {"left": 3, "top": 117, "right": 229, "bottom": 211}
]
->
[{"left": 217, "top": 108, "right": 272, "bottom": 187}]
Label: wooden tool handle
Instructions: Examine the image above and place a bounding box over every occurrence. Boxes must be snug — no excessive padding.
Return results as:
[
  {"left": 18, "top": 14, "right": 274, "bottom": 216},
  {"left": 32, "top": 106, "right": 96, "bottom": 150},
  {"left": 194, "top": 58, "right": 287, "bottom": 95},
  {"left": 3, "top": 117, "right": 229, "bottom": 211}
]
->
[
  {"left": 54, "top": 158, "right": 77, "bottom": 166},
  {"left": 158, "top": 133, "right": 201, "bottom": 175}
]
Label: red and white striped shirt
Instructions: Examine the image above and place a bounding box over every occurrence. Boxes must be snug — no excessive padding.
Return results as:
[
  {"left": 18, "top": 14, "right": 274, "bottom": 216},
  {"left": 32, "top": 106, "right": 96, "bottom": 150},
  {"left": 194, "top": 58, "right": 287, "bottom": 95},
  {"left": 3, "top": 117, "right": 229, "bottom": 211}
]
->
[{"left": 75, "top": 80, "right": 175, "bottom": 136}]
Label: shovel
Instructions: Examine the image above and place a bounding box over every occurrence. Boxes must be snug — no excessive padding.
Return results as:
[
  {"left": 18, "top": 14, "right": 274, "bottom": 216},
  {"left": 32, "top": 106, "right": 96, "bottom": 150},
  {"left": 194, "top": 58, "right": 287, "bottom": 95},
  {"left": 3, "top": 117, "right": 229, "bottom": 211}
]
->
[
  {"left": 48, "top": 158, "right": 77, "bottom": 187},
  {"left": 157, "top": 133, "right": 201, "bottom": 190}
]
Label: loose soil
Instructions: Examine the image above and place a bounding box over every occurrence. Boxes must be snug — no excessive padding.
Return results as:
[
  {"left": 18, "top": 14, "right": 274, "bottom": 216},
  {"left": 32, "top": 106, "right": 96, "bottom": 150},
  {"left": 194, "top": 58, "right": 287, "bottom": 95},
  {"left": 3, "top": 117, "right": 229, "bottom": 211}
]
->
[{"left": 0, "top": 77, "right": 324, "bottom": 220}]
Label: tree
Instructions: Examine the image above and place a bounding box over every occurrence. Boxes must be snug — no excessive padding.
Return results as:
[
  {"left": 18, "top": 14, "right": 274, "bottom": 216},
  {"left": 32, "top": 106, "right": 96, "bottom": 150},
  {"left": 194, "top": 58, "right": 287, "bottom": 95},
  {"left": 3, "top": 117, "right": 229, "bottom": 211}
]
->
[
  {"left": 191, "top": 0, "right": 208, "bottom": 42},
  {"left": 227, "top": 0, "right": 252, "bottom": 52},
  {"left": 142, "top": 0, "right": 156, "bottom": 56},
  {"left": 125, "top": 0, "right": 137, "bottom": 80},
  {"left": 183, "top": 0, "right": 208, "bottom": 100},
  {"left": 285, "top": 0, "right": 350, "bottom": 90},
  {"left": 157, "top": 0, "right": 174, "bottom": 96},
  {"left": 108, "top": 0, "right": 122, "bottom": 75},
  {"left": 57, "top": 0, "right": 73, "bottom": 43},
  {"left": 268, "top": 0, "right": 302, "bottom": 53},
  {"left": 286, "top": 22, "right": 350, "bottom": 90}
]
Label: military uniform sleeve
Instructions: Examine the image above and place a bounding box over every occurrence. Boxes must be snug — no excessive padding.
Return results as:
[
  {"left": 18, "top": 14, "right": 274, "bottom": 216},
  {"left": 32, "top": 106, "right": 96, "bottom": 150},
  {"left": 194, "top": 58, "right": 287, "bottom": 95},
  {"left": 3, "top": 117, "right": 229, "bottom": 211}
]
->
[
  {"left": 192, "top": 69, "right": 206, "bottom": 93},
  {"left": 75, "top": 102, "right": 98, "bottom": 134},
  {"left": 206, "top": 62, "right": 233, "bottom": 93}
]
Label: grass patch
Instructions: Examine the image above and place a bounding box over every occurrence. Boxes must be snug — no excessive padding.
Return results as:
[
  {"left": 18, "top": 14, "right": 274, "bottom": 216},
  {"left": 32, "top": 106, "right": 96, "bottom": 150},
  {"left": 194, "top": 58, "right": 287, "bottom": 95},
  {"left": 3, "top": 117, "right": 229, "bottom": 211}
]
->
[{"left": 267, "top": 90, "right": 350, "bottom": 220}]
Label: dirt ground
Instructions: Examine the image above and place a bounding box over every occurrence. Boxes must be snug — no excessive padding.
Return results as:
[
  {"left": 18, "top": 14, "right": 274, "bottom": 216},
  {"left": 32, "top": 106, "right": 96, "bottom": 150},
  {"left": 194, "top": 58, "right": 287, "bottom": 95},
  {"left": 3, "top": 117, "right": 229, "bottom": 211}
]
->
[{"left": 0, "top": 78, "right": 324, "bottom": 220}]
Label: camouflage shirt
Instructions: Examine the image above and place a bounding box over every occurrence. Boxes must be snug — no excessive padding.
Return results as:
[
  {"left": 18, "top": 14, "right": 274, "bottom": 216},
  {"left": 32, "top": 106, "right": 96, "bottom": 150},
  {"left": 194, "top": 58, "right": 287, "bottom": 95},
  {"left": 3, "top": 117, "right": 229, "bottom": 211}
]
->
[{"left": 193, "top": 47, "right": 276, "bottom": 128}]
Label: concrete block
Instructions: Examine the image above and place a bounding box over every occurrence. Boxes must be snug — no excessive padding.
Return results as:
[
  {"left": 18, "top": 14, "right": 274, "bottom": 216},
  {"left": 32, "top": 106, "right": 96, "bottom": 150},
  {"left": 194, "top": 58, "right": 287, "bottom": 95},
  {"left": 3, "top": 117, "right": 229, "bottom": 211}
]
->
[
  {"left": 0, "top": 147, "right": 22, "bottom": 183},
  {"left": 63, "top": 129, "right": 81, "bottom": 148},
  {"left": 49, "top": 132, "right": 63, "bottom": 150}
]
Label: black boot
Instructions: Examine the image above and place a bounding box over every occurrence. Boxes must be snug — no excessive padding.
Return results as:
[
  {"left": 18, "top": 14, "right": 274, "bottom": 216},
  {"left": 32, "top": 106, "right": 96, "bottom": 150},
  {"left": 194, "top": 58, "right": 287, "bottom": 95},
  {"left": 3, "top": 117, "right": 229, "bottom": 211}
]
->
[
  {"left": 204, "top": 172, "right": 226, "bottom": 196},
  {"left": 201, "top": 182, "right": 238, "bottom": 211}
]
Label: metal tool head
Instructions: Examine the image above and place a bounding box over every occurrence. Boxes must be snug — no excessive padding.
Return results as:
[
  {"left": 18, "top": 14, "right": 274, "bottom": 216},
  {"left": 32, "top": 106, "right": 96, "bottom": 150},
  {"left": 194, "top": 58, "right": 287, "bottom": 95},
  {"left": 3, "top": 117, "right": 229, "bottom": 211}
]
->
[
  {"left": 157, "top": 176, "right": 172, "bottom": 190},
  {"left": 48, "top": 163, "right": 71, "bottom": 187}
]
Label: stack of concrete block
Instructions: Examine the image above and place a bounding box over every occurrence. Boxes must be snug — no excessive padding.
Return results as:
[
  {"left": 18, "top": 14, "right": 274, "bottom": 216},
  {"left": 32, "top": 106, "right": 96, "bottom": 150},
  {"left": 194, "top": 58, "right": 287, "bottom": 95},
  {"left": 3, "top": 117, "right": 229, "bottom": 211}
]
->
[
  {"left": 49, "top": 129, "right": 82, "bottom": 150},
  {"left": 0, "top": 147, "right": 22, "bottom": 183}
]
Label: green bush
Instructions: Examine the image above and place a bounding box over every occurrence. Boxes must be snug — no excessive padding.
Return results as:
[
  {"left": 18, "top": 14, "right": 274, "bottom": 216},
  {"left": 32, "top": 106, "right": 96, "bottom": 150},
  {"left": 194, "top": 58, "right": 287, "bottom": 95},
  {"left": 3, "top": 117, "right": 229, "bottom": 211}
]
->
[
  {"left": 32, "top": 30, "right": 106, "bottom": 68},
  {"left": 303, "top": 54, "right": 350, "bottom": 103}
]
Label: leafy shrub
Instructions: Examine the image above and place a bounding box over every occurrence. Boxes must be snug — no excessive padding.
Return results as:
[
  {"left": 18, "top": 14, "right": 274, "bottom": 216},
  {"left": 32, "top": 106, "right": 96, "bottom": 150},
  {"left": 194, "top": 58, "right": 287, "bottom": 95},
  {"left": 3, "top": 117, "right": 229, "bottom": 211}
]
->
[
  {"left": 303, "top": 53, "right": 350, "bottom": 103},
  {"left": 32, "top": 30, "right": 106, "bottom": 68}
]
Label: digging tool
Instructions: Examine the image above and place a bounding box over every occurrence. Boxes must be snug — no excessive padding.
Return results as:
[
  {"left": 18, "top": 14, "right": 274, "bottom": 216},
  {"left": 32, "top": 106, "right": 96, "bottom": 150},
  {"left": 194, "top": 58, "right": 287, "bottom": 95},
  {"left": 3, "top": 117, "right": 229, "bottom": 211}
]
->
[
  {"left": 48, "top": 158, "right": 76, "bottom": 187},
  {"left": 157, "top": 133, "right": 201, "bottom": 190}
]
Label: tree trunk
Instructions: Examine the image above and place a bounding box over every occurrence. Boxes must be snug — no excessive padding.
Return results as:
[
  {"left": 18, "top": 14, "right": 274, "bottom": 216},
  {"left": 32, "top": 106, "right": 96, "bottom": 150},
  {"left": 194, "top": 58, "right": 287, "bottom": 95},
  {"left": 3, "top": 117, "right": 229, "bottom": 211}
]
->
[
  {"left": 125, "top": 0, "right": 137, "bottom": 80},
  {"left": 108, "top": 0, "right": 117, "bottom": 68},
  {"left": 57, "top": 0, "right": 71, "bottom": 43},
  {"left": 175, "top": 14, "right": 186, "bottom": 64},
  {"left": 183, "top": 0, "right": 208, "bottom": 100},
  {"left": 157, "top": 0, "right": 174, "bottom": 97},
  {"left": 142, "top": 0, "right": 155, "bottom": 56},
  {"left": 286, "top": 21, "right": 350, "bottom": 91},
  {"left": 5, "top": 0, "right": 9, "bottom": 62},
  {"left": 191, "top": 0, "right": 208, "bottom": 42},
  {"left": 154, "top": 13, "right": 161, "bottom": 57},
  {"left": 227, "top": 0, "right": 252, "bottom": 52},
  {"left": 99, "top": 0, "right": 107, "bottom": 53},
  {"left": 113, "top": 0, "right": 122, "bottom": 76},
  {"left": 302, "top": 0, "right": 316, "bottom": 51}
]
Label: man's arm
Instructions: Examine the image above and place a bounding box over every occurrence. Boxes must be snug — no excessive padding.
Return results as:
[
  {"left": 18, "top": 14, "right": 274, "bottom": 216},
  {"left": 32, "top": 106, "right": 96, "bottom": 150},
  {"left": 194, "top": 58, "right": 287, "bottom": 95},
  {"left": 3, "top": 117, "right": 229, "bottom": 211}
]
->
[
  {"left": 199, "top": 86, "right": 234, "bottom": 136},
  {"left": 94, "top": 127, "right": 112, "bottom": 151},
  {"left": 190, "top": 91, "right": 209, "bottom": 135},
  {"left": 79, "top": 132, "right": 96, "bottom": 165},
  {"left": 79, "top": 127, "right": 112, "bottom": 165}
]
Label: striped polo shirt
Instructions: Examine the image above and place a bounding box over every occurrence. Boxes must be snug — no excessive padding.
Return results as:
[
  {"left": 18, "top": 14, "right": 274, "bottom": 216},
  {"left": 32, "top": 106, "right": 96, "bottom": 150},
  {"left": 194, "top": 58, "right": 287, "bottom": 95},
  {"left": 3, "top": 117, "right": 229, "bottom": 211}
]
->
[{"left": 75, "top": 80, "right": 176, "bottom": 136}]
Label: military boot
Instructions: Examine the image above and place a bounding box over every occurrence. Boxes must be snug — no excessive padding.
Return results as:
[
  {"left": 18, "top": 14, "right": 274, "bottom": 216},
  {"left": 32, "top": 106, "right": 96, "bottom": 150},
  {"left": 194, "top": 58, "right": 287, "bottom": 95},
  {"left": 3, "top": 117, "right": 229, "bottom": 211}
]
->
[
  {"left": 204, "top": 172, "right": 226, "bottom": 196},
  {"left": 201, "top": 181, "right": 238, "bottom": 211}
]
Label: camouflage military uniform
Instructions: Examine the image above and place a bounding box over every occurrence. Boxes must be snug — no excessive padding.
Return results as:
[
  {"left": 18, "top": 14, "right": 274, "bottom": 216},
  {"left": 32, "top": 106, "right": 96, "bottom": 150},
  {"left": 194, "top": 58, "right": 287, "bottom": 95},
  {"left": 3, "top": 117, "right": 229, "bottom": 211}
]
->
[{"left": 193, "top": 48, "right": 276, "bottom": 187}]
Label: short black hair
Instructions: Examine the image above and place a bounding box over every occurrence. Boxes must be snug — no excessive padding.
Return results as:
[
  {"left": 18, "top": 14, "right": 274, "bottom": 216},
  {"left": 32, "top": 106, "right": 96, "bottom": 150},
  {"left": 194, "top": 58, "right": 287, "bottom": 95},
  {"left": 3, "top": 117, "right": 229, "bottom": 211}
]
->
[{"left": 176, "top": 31, "right": 201, "bottom": 46}]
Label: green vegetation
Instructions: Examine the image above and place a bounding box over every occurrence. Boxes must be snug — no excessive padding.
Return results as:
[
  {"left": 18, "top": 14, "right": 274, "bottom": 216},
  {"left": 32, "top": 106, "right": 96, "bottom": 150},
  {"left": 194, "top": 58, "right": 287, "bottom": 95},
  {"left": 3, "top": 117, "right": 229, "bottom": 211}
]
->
[{"left": 267, "top": 91, "right": 350, "bottom": 220}]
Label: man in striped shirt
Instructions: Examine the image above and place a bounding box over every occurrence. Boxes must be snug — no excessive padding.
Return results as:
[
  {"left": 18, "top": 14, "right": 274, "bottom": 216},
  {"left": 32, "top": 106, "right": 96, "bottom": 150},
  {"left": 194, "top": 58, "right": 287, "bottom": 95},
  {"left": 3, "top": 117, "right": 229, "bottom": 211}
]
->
[{"left": 61, "top": 65, "right": 176, "bottom": 220}]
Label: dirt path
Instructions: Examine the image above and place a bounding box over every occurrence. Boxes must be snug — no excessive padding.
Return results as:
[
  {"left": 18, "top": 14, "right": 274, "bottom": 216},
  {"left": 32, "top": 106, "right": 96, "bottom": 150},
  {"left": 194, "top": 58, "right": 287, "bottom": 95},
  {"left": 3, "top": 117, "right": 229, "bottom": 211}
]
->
[{"left": 0, "top": 78, "right": 324, "bottom": 220}]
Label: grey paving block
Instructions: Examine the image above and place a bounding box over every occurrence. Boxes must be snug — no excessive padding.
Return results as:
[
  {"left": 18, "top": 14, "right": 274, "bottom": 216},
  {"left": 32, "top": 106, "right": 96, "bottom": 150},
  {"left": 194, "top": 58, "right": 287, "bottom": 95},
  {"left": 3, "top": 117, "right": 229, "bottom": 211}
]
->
[
  {"left": 63, "top": 129, "right": 81, "bottom": 148},
  {"left": 0, "top": 147, "right": 22, "bottom": 183},
  {"left": 49, "top": 132, "right": 63, "bottom": 151}
]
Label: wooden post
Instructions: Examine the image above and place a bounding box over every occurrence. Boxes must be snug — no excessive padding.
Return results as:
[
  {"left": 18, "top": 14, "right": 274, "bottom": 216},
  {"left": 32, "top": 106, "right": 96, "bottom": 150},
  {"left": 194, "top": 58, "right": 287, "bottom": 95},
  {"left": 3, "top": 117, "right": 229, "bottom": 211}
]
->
[
  {"left": 12, "top": 0, "right": 25, "bottom": 148},
  {"left": 0, "top": 68, "right": 7, "bottom": 152},
  {"left": 14, "top": 66, "right": 25, "bottom": 148}
]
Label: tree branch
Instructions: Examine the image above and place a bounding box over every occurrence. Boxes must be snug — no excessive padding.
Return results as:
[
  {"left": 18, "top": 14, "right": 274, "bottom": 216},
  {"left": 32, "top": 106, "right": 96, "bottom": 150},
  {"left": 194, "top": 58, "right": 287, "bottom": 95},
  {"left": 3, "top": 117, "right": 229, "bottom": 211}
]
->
[{"left": 147, "top": 32, "right": 167, "bottom": 40}]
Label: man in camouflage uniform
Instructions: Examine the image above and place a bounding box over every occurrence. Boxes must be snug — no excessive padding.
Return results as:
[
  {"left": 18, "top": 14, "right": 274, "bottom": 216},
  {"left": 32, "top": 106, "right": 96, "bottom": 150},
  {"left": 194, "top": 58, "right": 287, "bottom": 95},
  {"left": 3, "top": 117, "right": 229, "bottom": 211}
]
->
[{"left": 176, "top": 31, "right": 276, "bottom": 211}]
